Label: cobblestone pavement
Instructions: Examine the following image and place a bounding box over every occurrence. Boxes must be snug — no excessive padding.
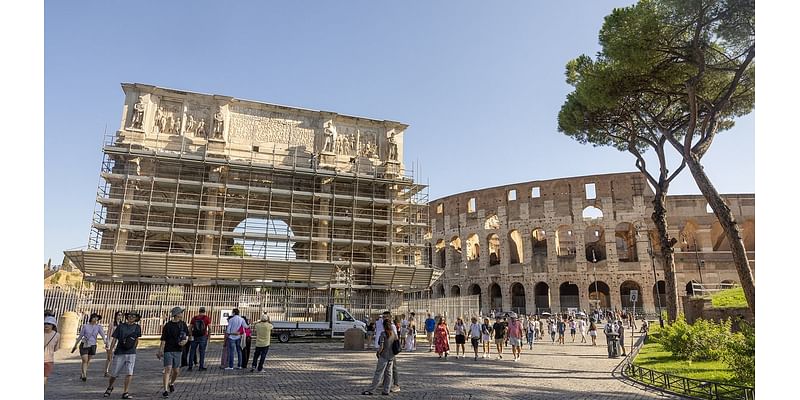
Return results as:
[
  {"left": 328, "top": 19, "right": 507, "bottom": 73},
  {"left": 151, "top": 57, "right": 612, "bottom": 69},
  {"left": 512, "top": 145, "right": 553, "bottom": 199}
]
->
[{"left": 46, "top": 333, "right": 678, "bottom": 400}]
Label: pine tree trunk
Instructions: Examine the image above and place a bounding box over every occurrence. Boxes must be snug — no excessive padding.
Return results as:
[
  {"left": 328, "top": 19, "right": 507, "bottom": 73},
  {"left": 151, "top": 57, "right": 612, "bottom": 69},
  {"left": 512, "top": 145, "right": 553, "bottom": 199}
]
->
[
  {"left": 684, "top": 154, "right": 755, "bottom": 315},
  {"left": 652, "top": 189, "right": 680, "bottom": 322}
]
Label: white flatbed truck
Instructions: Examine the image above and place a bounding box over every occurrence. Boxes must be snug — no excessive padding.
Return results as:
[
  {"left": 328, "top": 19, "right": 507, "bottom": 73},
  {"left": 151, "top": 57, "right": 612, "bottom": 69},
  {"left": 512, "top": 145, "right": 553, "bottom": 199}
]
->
[{"left": 271, "top": 304, "right": 366, "bottom": 343}]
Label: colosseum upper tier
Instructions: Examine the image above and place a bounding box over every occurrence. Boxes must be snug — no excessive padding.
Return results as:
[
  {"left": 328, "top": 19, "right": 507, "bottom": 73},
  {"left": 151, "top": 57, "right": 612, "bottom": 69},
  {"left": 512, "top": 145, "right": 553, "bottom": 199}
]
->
[{"left": 426, "top": 171, "right": 755, "bottom": 315}]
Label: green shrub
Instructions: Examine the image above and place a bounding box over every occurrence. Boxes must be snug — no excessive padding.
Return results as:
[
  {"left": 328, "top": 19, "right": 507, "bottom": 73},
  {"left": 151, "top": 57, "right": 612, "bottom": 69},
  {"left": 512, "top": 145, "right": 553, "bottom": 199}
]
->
[
  {"left": 657, "top": 314, "right": 734, "bottom": 362},
  {"left": 723, "top": 322, "right": 755, "bottom": 386}
]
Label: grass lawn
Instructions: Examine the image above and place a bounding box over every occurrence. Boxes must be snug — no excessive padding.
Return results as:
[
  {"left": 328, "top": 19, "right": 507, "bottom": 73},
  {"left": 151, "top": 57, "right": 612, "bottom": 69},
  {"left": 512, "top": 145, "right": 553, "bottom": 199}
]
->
[
  {"left": 633, "top": 340, "right": 736, "bottom": 383},
  {"left": 709, "top": 287, "right": 747, "bottom": 308}
]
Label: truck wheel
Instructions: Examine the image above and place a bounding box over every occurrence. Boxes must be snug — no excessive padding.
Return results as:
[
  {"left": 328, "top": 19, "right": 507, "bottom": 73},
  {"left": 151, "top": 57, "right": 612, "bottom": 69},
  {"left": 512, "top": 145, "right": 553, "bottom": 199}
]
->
[{"left": 278, "top": 332, "right": 290, "bottom": 343}]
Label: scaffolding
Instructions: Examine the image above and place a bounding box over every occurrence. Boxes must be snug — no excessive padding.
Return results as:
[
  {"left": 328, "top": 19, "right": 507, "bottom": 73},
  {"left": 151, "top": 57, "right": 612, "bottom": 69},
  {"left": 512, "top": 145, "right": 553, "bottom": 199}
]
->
[{"left": 65, "top": 84, "right": 434, "bottom": 316}]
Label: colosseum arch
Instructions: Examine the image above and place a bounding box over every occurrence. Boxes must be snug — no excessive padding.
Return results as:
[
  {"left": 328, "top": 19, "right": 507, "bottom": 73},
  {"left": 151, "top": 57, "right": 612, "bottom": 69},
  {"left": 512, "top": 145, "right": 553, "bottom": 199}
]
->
[
  {"left": 435, "top": 239, "right": 446, "bottom": 268},
  {"left": 588, "top": 281, "right": 610, "bottom": 308},
  {"left": 679, "top": 220, "right": 700, "bottom": 252},
  {"left": 615, "top": 222, "right": 638, "bottom": 262},
  {"left": 466, "top": 233, "right": 480, "bottom": 261},
  {"left": 531, "top": 228, "right": 547, "bottom": 256},
  {"left": 619, "top": 280, "right": 644, "bottom": 309},
  {"left": 508, "top": 230, "right": 524, "bottom": 264},
  {"left": 451, "top": 285, "right": 461, "bottom": 297},
  {"left": 686, "top": 280, "right": 699, "bottom": 296},
  {"left": 487, "top": 233, "right": 501, "bottom": 266},
  {"left": 511, "top": 282, "right": 526, "bottom": 315},
  {"left": 230, "top": 218, "right": 297, "bottom": 259},
  {"left": 582, "top": 205, "right": 603, "bottom": 220},
  {"left": 559, "top": 282, "right": 580, "bottom": 309},
  {"left": 489, "top": 283, "right": 503, "bottom": 310},
  {"left": 741, "top": 219, "right": 755, "bottom": 251},
  {"left": 652, "top": 281, "right": 667, "bottom": 310},
  {"left": 584, "top": 225, "right": 606, "bottom": 261},
  {"left": 435, "top": 283, "right": 445, "bottom": 298},
  {"left": 449, "top": 236, "right": 463, "bottom": 266},
  {"left": 468, "top": 284, "right": 482, "bottom": 308},
  {"left": 485, "top": 214, "right": 500, "bottom": 230},
  {"left": 534, "top": 282, "right": 550, "bottom": 311},
  {"left": 555, "top": 225, "right": 576, "bottom": 257}
]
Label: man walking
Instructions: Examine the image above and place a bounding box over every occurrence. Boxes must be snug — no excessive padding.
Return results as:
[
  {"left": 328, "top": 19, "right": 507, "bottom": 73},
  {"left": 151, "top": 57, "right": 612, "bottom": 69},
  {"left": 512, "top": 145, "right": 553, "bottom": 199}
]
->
[
  {"left": 103, "top": 311, "right": 142, "bottom": 399},
  {"left": 507, "top": 315, "right": 524, "bottom": 361},
  {"left": 424, "top": 313, "right": 436, "bottom": 352},
  {"left": 157, "top": 307, "right": 189, "bottom": 398},
  {"left": 225, "top": 308, "right": 248, "bottom": 370},
  {"left": 188, "top": 307, "right": 211, "bottom": 371},
  {"left": 250, "top": 314, "right": 273, "bottom": 372},
  {"left": 492, "top": 317, "right": 506, "bottom": 359}
]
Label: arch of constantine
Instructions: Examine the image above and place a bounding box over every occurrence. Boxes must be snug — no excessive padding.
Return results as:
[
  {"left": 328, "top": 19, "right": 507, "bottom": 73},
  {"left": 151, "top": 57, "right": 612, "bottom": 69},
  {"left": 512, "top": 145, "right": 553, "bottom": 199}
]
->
[{"left": 426, "top": 172, "right": 755, "bottom": 314}]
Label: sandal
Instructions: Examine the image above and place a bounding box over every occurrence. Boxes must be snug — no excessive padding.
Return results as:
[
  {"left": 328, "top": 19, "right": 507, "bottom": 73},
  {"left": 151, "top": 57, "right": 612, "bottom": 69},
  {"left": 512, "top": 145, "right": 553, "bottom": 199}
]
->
[
  {"left": 122, "top": 393, "right": 133, "bottom": 399},
  {"left": 103, "top": 387, "right": 113, "bottom": 397},
  {"left": 361, "top": 391, "right": 373, "bottom": 395}
]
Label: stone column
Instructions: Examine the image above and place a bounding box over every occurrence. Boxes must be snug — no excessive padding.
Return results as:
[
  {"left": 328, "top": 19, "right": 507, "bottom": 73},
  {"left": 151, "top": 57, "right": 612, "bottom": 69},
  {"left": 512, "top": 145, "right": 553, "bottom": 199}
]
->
[{"left": 58, "top": 312, "right": 80, "bottom": 349}]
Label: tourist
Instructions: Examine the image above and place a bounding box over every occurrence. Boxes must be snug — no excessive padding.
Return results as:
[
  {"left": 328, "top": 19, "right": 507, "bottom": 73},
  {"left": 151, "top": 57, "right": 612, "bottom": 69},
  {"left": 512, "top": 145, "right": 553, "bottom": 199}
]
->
[
  {"left": 533, "top": 316, "right": 541, "bottom": 342},
  {"left": 241, "top": 316, "right": 253, "bottom": 369},
  {"left": 362, "top": 319, "right": 397, "bottom": 395},
  {"left": 377, "top": 311, "right": 400, "bottom": 393},
  {"left": 424, "top": 313, "right": 436, "bottom": 352},
  {"left": 618, "top": 319, "right": 627, "bottom": 356},
  {"left": 44, "top": 316, "right": 60, "bottom": 387},
  {"left": 453, "top": 317, "right": 467, "bottom": 358},
  {"left": 366, "top": 317, "right": 376, "bottom": 349},
  {"left": 525, "top": 316, "right": 536, "bottom": 350},
  {"left": 157, "top": 307, "right": 189, "bottom": 398},
  {"left": 481, "top": 317, "right": 493, "bottom": 358},
  {"left": 405, "top": 314, "right": 416, "bottom": 352},
  {"left": 569, "top": 316, "right": 577, "bottom": 342},
  {"left": 492, "top": 317, "right": 506, "bottom": 359},
  {"left": 188, "top": 307, "right": 211, "bottom": 371},
  {"left": 73, "top": 313, "right": 106, "bottom": 382},
  {"left": 399, "top": 314, "right": 409, "bottom": 350},
  {"left": 251, "top": 314, "right": 273, "bottom": 372},
  {"left": 104, "top": 311, "right": 142, "bottom": 399},
  {"left": 104, "top": 311, "right": 124, "bottom": 377},
  {"left": 603, "top": 318, "right": 619, "bottom": 358},
  {"left": 640, "top": 319, "right": 649, "bottom": 334},
  {"left": 468, "top": 317, "right": 482, "bottom": 360},
  {"left": 374, "top": 311, "right": 387, "bottom": 349},
  {"left": 224, "top": 308, "right": 248, "bottom": 370},
  {"left": 557, "top": 317, "right": 566, "bottom": 345},
  {"left": 577, "top": 316, "right": 587, "bottom": 344},
  {"left": 434, "top": 316, "right": 451, "bottom": 359},
  {"left": 588, "top": 320, "right": 598, "bottom": 346},
  {"left": 549, "top": 319, "right": 557, "bottom": 343},
  {"left": 507, "top": 315, "right": 524, "bottom": 361}
]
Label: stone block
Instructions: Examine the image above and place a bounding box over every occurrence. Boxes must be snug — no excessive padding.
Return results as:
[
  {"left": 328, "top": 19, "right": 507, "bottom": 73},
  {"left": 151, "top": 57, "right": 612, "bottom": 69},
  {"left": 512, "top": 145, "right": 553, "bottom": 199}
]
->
[{"left": 343, "top": 328, "right": 365, "bottom": 350}]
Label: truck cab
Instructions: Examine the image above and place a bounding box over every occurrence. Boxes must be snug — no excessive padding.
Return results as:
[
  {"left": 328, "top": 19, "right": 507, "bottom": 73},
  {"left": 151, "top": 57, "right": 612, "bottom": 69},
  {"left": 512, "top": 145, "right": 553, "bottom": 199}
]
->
[{"left": 330, "top": 305, "right": 366, "bottom": 337}]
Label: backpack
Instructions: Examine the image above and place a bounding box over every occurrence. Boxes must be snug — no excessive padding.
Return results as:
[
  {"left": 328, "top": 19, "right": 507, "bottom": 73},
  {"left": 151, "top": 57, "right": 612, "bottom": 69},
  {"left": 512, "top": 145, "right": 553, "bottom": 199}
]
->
[
  {"left": 391, "top": 338, "right": 401, "bottom": 355},
  {"left": 192, "top": 318, "right": 206, "bottom": 337}
]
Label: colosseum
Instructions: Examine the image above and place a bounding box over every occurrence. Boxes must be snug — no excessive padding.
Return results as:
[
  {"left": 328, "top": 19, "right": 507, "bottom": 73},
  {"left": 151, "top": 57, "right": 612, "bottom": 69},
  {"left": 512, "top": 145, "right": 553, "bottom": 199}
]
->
[{"left": 426, "top": 172, "right": 755, "bottom": 315}]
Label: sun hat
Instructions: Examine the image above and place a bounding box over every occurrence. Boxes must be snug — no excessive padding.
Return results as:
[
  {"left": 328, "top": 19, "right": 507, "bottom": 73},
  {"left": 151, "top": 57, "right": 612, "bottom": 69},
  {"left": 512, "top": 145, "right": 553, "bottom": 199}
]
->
[
  {"left": 170, "top": 307, "right": 185, "bottom": 317},
  {"left": 44, "top": 316, "right": 57, "bottom": 326},
  {"left": 260, "top": 314, "right": 269, "bottom": 322},
  {"left": 125, "top": 311, "right": 142, "bottom": 321}
]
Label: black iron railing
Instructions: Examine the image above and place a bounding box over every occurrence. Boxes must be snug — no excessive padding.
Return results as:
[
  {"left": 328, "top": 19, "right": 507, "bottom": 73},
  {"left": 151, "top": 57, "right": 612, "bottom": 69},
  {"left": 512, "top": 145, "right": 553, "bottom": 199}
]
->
[{"left": 620, "top": 334, "right": 754, "bottom": 400}]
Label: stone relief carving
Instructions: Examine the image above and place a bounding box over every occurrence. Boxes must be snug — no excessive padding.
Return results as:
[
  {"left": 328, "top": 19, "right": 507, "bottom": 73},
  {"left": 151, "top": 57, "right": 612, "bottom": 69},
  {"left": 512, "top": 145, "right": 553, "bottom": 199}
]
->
[
  {"left": 213, "top": 109, "right": 225, "bottom": 139},
  {"left": 335, "top": 134, "right": 354, "bottom": 155},
  {"left": 228, "top": 105, "right": 314, "bottom": 149},
  {"left": 154, "top": 100, "right": 183, "bottom": 135},
  {"left": 184, "top": 103, "right": 212, "bottom": 138},
  {"left": 129, "top": 96, "right": 145, "bottom": 130},
  {"left": 322, "top": 121, "right": 337, "bottom": 153},
  {"left": 359, "top": 130, "right": 378, "bottom": 158}
]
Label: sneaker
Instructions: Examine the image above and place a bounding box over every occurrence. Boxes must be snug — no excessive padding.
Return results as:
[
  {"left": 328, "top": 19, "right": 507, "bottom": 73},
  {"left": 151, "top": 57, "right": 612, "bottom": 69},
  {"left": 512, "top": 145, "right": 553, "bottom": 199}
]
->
[
  {"left": 390, "top": 387, "right": 400, "bottom": 393},
  {"left": 224, "top": 367, "right": 234, "bottom": 370},
  {"left": 198, "top": 367, "right": 207, "bottom": 371},
  {"left": 474, "top": 356, "right": 478, "bottom": 361},
  {"left": 169, "top": 384, "right": 175, "bottom": 393},
  {"left": 234, "top": 367, "right": 242, "bottom": 370},
  {"left": 250, "top": 368, "right": 255, "bottom": 372},
  {"left": 162, "top": 391, "right": 169, "bottom": 398}
]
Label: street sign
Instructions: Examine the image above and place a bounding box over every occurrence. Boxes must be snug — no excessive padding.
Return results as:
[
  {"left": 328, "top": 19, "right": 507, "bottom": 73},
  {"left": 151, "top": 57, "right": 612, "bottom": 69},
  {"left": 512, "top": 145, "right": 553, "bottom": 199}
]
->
[{"left": 629, "top": 290, "right": 638, "bottom": 303}]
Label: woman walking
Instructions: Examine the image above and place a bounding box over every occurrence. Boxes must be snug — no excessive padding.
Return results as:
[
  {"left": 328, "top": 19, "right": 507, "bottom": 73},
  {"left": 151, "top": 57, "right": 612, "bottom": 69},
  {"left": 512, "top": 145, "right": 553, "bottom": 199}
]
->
[
  {"left": 73, "top": 313, "right": 106, "bottom": 382},
  {"left": 549, "top": 319, "right": 557, "bottom": 343},
  {"left": 569, "top": 317, "right": 577, "bottom": 342},
  {"left": 453, "top": 317, "right": 466, "bottom": 359},
  {"left": 104, "top": 311, "right": 124, "bottom": 377},
  {"left": 480, "top": 317, "right": 492, "bottom": 359},
  {"left": 241, "top": 316, "right": 252, "bottom": 368},
  {"left": 362, "top": 319, "right": 398, "bottom": 395},
  {"left": 525, "top": 316, "right": 535, "bottom": 350},
  {"left": 434, "top": 317, "right": 450, "bottom": 359},
  {"left": 44, "top": 316, "right": 60, "bottom": 387},
  {"left": 405, "top": 316, "right": 416, "bottom": 352},
  {"left": 588, "top": 320, "right": 598, "bottom": 346}
]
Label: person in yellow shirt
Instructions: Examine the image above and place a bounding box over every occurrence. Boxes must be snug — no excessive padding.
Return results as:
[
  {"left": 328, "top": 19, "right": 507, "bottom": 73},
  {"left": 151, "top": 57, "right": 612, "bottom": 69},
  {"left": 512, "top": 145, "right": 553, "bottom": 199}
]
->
[{"left": 250, "top": 314, "right": 274, "bottom": 372}]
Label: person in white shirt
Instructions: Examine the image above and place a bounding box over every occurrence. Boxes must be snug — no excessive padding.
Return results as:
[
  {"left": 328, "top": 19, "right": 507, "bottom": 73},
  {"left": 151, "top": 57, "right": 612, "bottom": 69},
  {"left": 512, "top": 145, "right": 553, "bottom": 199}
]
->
[
  {"left": 224, "top": 309, "right": 249, "bottom": 369},
  {"left": 577, "top": 317, "right": 587, "bottom": 343},
  {"left": 468, "top": 317, "right": 482, "bottom": 360}
]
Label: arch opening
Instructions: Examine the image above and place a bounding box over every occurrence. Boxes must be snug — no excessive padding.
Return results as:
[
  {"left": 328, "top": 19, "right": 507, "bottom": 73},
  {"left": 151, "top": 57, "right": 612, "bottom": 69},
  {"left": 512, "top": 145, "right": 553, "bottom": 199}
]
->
[
  {"left": 620, "top": 280, "right": 644, "bottom": 310},
  {"left": 588, "top": 281, "right": 611, "bottom": 309},
  {"left": 559, "top": 281, "right": 580, "bottom": 310},
  {"left": 489, "top": 283, "right": 502, "bottom": 311},
  {"left": 511, "top": 283, "right": 526, "bottom": 315},
  {"left": 534, "top": 282, "right": 550, "bottom": 312},
  {"left": 508, "top": 230, "right": 524, "bottom": 264},
  {"left": 487, "top": 234, "right": 501, "bottom": 266}
]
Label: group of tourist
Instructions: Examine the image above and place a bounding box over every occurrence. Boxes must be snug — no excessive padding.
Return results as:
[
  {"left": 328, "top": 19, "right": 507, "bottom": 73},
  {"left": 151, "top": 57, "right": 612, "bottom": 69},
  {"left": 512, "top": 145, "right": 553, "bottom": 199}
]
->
[{"left": 44, "top": 306, "right": 275, "bottom": 398}]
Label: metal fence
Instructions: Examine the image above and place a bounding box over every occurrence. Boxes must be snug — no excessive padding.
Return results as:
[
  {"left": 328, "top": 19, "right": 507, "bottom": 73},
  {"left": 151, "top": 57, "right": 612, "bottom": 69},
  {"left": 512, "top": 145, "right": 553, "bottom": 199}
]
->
[
  {"left": 44, "top": 283, "right": 400, "bottom": 336},
  {"left": 620, "top": 333, "right": 754, "bottom": 399},
  {"left": 392, "top": 293, "right": 480, "bottom": 323}
]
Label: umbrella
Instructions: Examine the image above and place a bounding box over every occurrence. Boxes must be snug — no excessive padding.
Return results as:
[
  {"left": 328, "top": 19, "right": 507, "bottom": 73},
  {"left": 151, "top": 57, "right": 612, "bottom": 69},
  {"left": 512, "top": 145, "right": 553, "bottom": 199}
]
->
[
  {"left": 576, "top": 311, "right": 587, "bottom": 317},
  {"left": 540, "top": 312, "right": 551, "bottom": 316}
]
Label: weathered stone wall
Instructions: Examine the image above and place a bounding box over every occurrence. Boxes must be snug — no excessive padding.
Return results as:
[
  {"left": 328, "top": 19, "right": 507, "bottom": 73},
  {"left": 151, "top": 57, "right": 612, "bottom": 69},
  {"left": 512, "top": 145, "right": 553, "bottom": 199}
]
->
[{"left": 682, "top": 297, "right": 754, "bottom": 331}]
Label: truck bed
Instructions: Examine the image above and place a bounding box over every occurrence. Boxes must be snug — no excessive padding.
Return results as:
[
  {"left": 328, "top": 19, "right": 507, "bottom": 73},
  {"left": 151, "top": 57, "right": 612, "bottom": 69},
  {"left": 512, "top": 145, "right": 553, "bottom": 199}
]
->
[{"left": 271, "top": 321, "right": 330, "bottom": 331}]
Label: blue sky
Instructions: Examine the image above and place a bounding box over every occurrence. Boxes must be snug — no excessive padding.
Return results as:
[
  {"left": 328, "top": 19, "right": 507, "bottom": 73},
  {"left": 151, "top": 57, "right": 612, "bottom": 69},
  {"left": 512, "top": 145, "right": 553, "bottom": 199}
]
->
[{"left": 44, "top": 0, "right": 754, "bottom": 264}]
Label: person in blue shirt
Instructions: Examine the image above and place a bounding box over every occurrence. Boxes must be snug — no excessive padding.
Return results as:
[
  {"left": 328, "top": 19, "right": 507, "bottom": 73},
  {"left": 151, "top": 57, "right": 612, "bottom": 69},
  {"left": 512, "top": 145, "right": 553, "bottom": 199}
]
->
[{"left": 424, "top": 314, "right": 436, "bottom": 352}]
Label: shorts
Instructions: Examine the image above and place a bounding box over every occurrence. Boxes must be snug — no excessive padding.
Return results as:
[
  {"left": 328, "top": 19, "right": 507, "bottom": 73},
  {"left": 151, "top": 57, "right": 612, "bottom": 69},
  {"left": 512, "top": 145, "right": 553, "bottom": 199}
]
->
[
  {"left": 110, "top": 354, "right": 136, "bottom": 377},
  {"left": 481, "top": 334, "right": 491, "bottom": 342},
  {"left": 495, "top": 338, "right": 505, "bottom": 345},
  {"left": 44, "top": 362, "right": 54, "bottom": 377},
  {"left": 509, "top": 337, "right": 522, "bottom": 347},
  {"left": 471, "top": 338, "right": 480, "bottom": 348},
  {"left": 589, "top": 331, "right": 597, "bottom": 337},
  {"left": 79, "top": 344, "right": 97, "bottom": 356},
  {"left": 455, "top": 334, "right": 466, "bottom": 344},
  {"left": 163, "top": 351, "right": 181, "bottom": 368},
  {"left": 570, "top": 328, "right": 576, "bottom": 334}
]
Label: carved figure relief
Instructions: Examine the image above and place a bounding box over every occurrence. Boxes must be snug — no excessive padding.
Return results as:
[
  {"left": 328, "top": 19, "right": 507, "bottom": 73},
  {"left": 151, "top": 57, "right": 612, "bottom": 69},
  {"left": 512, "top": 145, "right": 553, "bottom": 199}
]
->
[
  {"left": 213, "top": 109, "right": 225, "bottom": 139},
  {"left": 156, "top": 100, "right": 183, "bottom": 135},
  {"left": 184, "top": 103, "right": 212, "bottom": 138},
  {"left": 154, "top": 107, "right": 167, "bottom": 133},
  {"left": 387, "top": 130, "right": 399, "bottom": 161},
  {"left": 322, "top": 121, "right": 337, "bottom": 153},
  {"left": 196, "top": 120, "right": 207, "bottom": 137},
  {"left": 359, "top": 131, "right": 377, "bottom": 158},
  {"left": 335, "top": 134, "right": 354, "bottom": 155},
  {"left": 129, "top": 96, "right": 145, "bottom": 129}
]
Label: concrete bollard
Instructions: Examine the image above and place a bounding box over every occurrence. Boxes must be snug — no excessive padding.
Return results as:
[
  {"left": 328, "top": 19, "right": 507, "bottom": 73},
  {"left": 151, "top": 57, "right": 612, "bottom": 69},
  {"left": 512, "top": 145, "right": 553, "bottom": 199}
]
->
[
  {"left": 343, "top": 328, "right": 365, "bottom": 350},
  {"left": 59, "top": 311, "right": 81, "bottom": 350}
]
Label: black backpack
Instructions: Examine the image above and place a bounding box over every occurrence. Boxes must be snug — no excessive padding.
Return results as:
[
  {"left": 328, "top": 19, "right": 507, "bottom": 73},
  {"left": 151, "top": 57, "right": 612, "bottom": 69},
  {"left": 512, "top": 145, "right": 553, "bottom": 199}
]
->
[
  {"left": 391, "top": 338, "right": 401, "bottom": 355},
  {"left": 192, "top": 318, "right": 206, "bottom": 337}
]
